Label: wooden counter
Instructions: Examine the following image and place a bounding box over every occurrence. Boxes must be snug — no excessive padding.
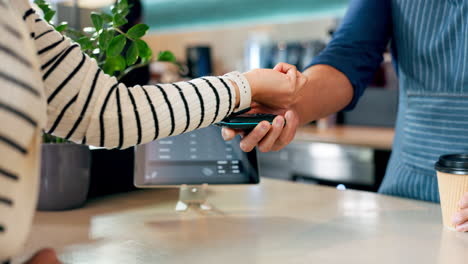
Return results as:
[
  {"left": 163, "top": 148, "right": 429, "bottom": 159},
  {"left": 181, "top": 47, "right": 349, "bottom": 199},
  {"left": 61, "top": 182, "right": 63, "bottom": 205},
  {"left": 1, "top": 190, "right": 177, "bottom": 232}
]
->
[
  {"left": 16, "top": 179, "right": 468, "bottom": 264},
  {"left": 294, "top": 125, "right": 395, "bottom": 150}
]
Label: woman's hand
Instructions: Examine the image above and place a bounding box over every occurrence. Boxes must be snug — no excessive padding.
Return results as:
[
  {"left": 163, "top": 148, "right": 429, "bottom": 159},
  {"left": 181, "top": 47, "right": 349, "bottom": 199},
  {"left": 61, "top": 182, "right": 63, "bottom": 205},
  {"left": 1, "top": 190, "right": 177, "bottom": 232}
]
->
[
  {"left": 243, "top": 64, "right": 307, "bottom": 110},
  {"left": 221, "top": 103, "right": 300, "bottom": 152},
  {"left": 452, "top": 192, "right": 468, "bottom": 232}
]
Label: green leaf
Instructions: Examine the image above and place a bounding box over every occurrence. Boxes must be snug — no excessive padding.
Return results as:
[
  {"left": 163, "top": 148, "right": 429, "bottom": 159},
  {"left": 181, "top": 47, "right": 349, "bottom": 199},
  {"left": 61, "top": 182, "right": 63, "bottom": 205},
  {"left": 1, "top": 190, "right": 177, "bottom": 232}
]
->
[
  {"left": 157, "top": 51, "right": 176, "bottom": 63},
  {"left": 107, "top": 34, "right": 127, "bottom": 57},
  {"left": 37, "top": 2, "right": 53, "bottom": 22},
  {"left": 34, "top": 0, "right": 46, "bottom": 6},
  {"left": 126, "top": 41, "right": 139, "bottom": 66},
  {"left": 55, "top": 22, "right": 68, "bottom": 32},
  {"left": 38, "top": 3, "right": 50, "bottom": 10},
  {"left": 111, "top": 6, "right": 118, "bottom": 15},
  {"left": 37, "top": 4, "right": 51, "bottom": 18},
  {"left": 135, "top": 40, "right": 152, "bottom": 61},
  {"left": 99, "top": 29, "right": 114, "bottom": 50},
  {"left": 120, "top": 8, "right": 130, "bottom": 18},
  {"left": 91, "top": 13, "right": 103, "bottom": 31},
  {"left": 65, "top": 28, "right": 85, "bottom": 41},
  {"left": 117, "top": 0, "right": 129, "bottom": 11},
  {"left": 34, "top": 1, "right": 55, "bottom": 24},
  {"left": 114, "top": 55, "right": 126, "bottom": 71},
  {"left": 44, "top": 10, "right": 56, "bottom": 23},
  {"left": 126, "top": 24, "right": 149, "bottom": 40},
  {"left": 77, "top": 36, "right": 93, "bottom": 50},
  {"left": 101, "top": 13, "right": 113, "bottom": 23},
  {"left": 103, "top": 62, "right": 115, "bottom": 76},
  {"left": 113, "top": 13, "right": 128, "bottom": 27},
  {"left": 103, "top": 55, "right": 126, "bottom": 76}
]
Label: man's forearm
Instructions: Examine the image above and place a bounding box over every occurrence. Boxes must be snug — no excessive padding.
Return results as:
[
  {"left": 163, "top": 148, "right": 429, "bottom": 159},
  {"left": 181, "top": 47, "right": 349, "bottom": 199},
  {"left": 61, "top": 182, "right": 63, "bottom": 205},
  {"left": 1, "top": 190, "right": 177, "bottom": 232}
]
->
[{"left": 295, "top": 64, "right": 354, "bottom": 125}]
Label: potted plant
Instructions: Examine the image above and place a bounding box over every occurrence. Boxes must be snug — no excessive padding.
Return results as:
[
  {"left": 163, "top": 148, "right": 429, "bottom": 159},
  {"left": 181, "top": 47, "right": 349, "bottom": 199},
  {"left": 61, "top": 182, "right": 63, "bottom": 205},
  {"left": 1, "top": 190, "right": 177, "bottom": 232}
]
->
[{"left": 36, "top": 0, "right": 176, "bottom": 210}]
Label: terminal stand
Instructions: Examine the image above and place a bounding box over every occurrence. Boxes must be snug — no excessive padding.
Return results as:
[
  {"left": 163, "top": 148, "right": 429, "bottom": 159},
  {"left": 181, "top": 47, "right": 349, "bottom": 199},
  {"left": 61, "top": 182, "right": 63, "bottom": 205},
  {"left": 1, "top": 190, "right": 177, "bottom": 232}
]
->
[{"left": 175, "top": 184, "right": 212, "bottom": 212}]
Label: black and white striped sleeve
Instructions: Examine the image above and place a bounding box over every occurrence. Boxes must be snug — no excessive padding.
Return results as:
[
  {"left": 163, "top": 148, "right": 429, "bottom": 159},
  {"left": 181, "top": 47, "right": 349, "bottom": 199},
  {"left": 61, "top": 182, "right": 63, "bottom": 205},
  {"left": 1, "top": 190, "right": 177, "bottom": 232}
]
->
[
  {"left": 0, "top": 1, "right": 48, "bottom": 261},
  {"left": 1, "top": 1, "right": 238, "bottom": 260},
  {"left": 22, "top": 9, "right": 238, "bottom": 149}
]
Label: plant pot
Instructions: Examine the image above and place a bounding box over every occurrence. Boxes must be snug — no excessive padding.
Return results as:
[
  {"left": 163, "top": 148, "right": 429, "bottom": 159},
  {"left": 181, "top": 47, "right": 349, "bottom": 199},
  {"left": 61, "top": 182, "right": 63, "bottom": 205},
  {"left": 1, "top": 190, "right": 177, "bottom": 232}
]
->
[{"left": 38, "top": 144, "right": 91, "bottom": 211}]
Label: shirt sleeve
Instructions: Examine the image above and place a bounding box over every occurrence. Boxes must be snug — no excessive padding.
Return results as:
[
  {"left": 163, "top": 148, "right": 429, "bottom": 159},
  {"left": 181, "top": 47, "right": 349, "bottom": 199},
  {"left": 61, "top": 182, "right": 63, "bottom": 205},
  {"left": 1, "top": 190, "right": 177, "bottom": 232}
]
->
[
  {"left": 304, "top": 0, "right": 393, "bottom": 111},
  {"left": 0, "top": 1, "right": 49, "bottom": 261},
  {"left": 19, "top": 5, "right": 238, "bottom": 150}
]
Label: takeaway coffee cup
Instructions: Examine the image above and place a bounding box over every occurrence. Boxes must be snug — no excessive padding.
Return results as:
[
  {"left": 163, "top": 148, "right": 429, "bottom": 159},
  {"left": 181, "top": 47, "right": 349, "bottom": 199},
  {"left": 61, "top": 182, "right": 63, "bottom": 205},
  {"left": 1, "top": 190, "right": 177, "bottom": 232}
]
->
[{"left": 435, "top": 154, "right": 468, "bottom": 229}]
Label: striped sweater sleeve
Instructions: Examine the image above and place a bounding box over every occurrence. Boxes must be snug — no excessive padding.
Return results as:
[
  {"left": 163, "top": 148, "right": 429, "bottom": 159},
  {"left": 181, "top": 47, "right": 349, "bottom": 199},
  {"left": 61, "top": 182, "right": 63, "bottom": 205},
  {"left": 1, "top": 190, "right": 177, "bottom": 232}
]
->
[
  {"left": 18, "top": 4, "right": 237, "bottom": 150},
  {"left": 1, "top": 1, "right": 238, "bottom": 260},
  {"left": 0, "top": 1, "right": 48, "bottom": 261}
]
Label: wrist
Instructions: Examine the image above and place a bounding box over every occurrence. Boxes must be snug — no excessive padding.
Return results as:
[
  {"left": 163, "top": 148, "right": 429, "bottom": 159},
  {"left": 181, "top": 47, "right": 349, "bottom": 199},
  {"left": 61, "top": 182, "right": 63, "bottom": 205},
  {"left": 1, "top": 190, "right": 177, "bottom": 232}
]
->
[
  {"left": 229, "top": 80, "right": 241, "bottom": 108},
  {"left": 243, "top": 70, "right": 259, "bottom": 100},
  {"left": 224, "top": 71, "right": 252, "bottom": 113}
]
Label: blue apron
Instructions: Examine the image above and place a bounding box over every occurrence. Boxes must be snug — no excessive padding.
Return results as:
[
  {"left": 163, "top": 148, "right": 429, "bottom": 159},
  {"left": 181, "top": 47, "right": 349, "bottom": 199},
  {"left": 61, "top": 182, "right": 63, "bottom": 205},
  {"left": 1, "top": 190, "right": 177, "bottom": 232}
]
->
[{"left": 380, "top": 0, "right": 468, "bottom": 202}]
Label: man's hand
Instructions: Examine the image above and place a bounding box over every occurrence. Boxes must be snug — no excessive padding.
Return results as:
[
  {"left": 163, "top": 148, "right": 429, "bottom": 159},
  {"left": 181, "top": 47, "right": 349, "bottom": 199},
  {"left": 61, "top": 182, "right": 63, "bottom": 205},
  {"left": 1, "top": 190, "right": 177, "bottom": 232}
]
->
[
  {"left": 221, "top": 103, "right": 300, "bottom": 152},
  {"left": 244, "top": 64, "right": 307, "bottom": 110},
  {"left": 452, "top": 192, "right": 468, "bottom": 232},
  {"left": 223, "top": 63, "right": 306, "bottom": 153}
]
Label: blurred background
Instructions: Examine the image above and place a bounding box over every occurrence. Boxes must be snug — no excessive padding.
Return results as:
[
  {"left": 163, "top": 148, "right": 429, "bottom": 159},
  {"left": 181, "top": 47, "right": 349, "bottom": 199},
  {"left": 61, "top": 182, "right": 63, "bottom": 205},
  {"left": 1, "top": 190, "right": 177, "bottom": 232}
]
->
[{"left": 49, "top": 0, "right": 398, "bottom": 195}]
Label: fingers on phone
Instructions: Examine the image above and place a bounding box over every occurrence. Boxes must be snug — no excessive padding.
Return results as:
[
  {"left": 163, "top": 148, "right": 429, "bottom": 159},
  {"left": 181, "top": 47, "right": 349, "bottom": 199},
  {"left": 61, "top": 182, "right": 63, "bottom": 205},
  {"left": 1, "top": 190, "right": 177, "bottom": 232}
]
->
[
  {"left": 258, "top": 116, "right": 285, "bottom": 152},
  {"left": 271, "top": 110, "right": 297, "bottom": 151},
  {"left": 221, "top": 128, "right": 236, "bottom": 141},
  {"left": 239, "top": 121, "right": 271, "bottom": 152}
]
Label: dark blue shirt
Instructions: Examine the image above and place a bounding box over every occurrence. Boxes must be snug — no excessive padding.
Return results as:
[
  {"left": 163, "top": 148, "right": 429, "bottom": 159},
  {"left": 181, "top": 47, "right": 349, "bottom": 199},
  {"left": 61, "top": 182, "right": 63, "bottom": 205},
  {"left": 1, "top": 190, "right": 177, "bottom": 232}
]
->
[
  {"left": 306, "top": 0, "right": 392, "bottom": 111},
  {"left": 305, "top": 0, "right": 468, "bottom": 202}
]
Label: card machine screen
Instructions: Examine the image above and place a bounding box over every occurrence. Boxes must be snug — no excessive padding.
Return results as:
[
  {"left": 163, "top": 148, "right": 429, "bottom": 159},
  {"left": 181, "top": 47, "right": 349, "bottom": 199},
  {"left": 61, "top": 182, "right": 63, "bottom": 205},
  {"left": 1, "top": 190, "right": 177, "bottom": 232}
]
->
[{"left": 134, "top": 126, "right": 259, "bottom": 186}]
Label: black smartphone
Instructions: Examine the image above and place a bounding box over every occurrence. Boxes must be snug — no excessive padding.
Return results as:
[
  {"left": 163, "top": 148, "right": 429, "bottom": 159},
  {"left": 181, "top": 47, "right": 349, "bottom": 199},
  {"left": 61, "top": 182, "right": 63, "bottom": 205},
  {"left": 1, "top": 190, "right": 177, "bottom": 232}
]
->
[{"left": 214, "top": 113, "right": 282, "bottom": 130}]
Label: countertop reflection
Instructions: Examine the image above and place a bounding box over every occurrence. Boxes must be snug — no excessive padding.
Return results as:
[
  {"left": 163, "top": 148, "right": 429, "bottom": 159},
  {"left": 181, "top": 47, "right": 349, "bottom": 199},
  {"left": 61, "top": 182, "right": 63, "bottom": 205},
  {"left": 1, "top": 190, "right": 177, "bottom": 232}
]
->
[{"left": 16, "top": 178, "right": 468, "bottom": 264}]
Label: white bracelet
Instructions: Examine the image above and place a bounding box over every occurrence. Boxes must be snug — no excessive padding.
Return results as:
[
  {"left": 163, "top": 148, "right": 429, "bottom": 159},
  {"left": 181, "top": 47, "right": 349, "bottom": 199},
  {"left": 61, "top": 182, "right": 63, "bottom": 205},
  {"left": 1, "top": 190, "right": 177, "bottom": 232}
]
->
[{"left": 224, "top": 71, "right": 251, "bottom": 113}]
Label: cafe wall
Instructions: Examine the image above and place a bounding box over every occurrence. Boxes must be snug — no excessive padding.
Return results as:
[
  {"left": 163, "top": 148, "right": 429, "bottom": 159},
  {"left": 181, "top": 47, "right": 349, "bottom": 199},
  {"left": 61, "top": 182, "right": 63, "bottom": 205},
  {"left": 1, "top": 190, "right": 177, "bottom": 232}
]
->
[{"left": 143, "top": 17, "right": 336, "bottom": 75}]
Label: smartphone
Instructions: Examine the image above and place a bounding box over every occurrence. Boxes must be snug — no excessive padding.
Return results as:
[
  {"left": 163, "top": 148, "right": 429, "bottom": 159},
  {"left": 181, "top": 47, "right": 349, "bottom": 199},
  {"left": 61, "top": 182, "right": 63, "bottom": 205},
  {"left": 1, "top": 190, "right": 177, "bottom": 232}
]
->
[{"left": 214, "top": 113, "right": 281, "bottom": 130}]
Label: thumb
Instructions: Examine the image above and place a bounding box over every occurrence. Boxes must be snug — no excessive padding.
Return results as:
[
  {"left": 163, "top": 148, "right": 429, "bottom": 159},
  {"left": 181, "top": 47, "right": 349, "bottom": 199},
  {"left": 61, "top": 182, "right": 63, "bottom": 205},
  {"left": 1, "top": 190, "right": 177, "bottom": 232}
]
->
[
  {"left": 273, "top": 63, "right": 297, "bottom": 83},
  {"left": 273, "top": 63, "right": 284, "bottom": 72},
  {"left": 285, "top": 67, "right": 297, "bottom": 85},
  {"left": 273, "top": 62, "right": 293, "bottom": 73}
]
